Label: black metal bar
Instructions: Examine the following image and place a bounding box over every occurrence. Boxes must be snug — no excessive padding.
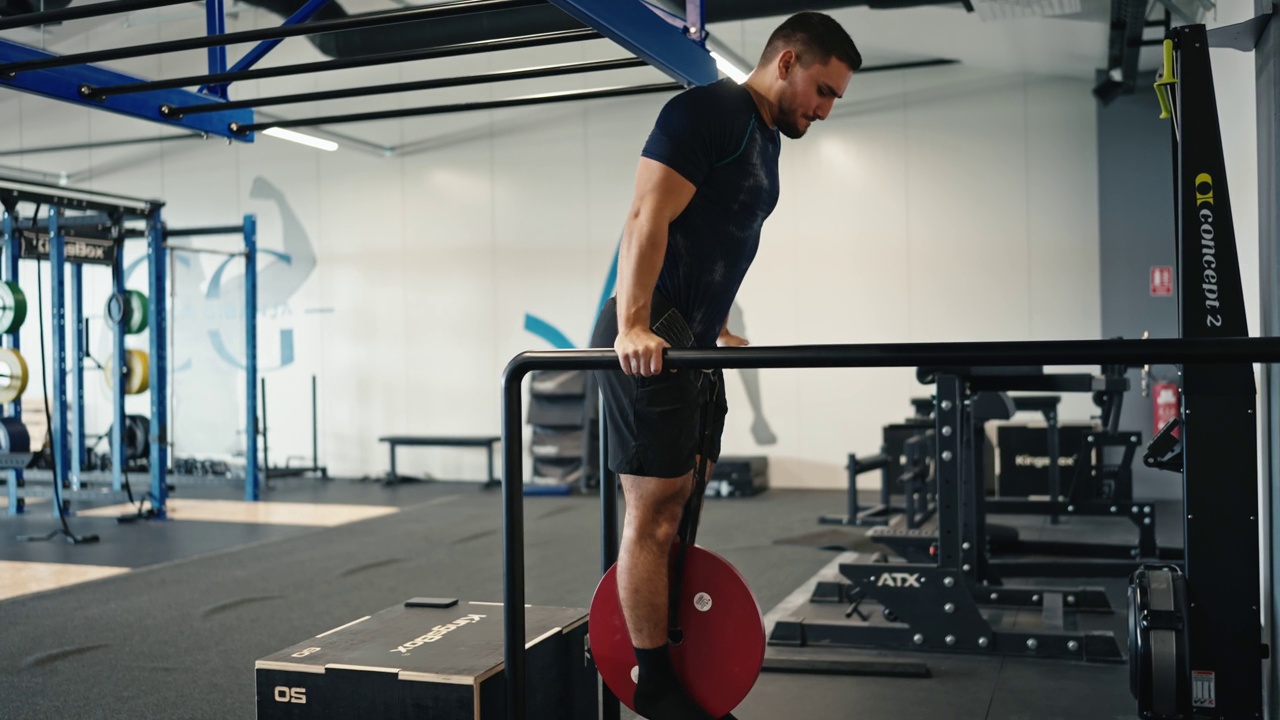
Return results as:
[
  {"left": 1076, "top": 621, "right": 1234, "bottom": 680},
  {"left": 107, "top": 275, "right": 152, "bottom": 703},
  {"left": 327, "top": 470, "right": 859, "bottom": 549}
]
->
[
  {"left": 0, "top": 0, "right": 547, "bottom": 77},
  {"left": 853, "top": 453, "right": 891, "bottom": 473},
  {"left": 163, "top": 57, "right": 646, "bottom": 117},
  {"left": 988, "top": 559, "right": 1155, "bottom": 579},
  {"left": 599, "top": 399, "right": 621, "bottom": 720},
  {"left": 0, "top": 0, "right": 192, "bottom": 32},
  {"left": 261, "top": 377, "right": 270, "bottom": 481},
  {"left": 500, "top": 333, "right": 1280, "bottom": 720},
  {"left": 312, "top": 375, "right": 319, "bottom": 471},
  {"left": 857, "top": 58, "right": 959, "bottom": 74},
  {"left": 1047, "top": 406, "right": 1060, "bottom": 523},
  {"left": 502, "top": 369, "right": 526, "bottom": 720},
  {"left": 505, "top": 338, "right": 1280, "bottom": 376},
  {"left": 230, "top": 82, "right": 681, "bottom": 134},
  {"left": 82, "top": 28, "right": 599, "bottom": 100},
  {"left": 600, "top": 412, "right": 617, "bottom": 573},
  {"left": 164, "top": 225, "right": 246, "bottom": 237},
  {"left": 848, "top": 455, "right": 863, "bottom": 522}
]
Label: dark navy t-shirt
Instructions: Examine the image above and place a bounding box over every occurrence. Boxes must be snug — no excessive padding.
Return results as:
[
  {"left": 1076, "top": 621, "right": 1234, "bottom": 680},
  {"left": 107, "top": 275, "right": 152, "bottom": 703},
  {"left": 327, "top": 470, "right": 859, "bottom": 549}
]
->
[{"left": 640, "top": 78, "right": 781, "bottom": 348}]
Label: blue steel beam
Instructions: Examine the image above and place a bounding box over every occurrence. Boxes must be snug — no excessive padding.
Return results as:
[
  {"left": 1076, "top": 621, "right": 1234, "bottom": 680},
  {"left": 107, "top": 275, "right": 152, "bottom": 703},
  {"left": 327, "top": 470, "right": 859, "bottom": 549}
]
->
[
  {"left": 549, "top": 0, "right": 716, "bottom": 87},
  {"left": 70, "top": 264, "right": 85, "bottom": 491},
  {"left": 111, "top": 237, "right": 126, "bottom": 494},
  {"left": 48, "top": 208, "right": 70, "bottom": 520},
  {"left": 0, "top": 39, "right": 253, "bottom": 142},
  {"left": 685, "top": 0, "right": 705, "bottom": 43},
  {"left": 244, "top": 215, "right": 258, "bottom": 502},
  {"left": 147, "top": 210, "right": 168, "bottom": 518},
  {"left": 206, "top": 0, "right": 228, "bottom": 99},
  {"left": 3, "top": 210, "right": 21, "bottom": 516},
  {"left": 201, "top": 0, "right": 334, "bottom": 97}
]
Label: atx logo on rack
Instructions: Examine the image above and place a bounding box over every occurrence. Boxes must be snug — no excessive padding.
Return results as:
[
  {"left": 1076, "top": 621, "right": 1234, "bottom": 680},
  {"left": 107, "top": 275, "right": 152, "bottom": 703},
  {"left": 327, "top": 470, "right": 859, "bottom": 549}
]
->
[{"left": 876, "top": 572, "right": 922, "bottom": 588}]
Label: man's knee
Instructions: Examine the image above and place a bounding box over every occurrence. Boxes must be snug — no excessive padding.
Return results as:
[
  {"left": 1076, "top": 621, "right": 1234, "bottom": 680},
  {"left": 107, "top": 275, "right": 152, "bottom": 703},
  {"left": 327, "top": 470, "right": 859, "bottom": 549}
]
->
[{"left": 622, "top": 474, "right": 692, "bottom": 542}]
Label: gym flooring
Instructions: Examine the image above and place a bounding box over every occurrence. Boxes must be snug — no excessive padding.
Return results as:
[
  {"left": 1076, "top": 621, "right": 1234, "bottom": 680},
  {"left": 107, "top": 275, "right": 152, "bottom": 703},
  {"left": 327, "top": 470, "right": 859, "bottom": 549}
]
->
[{"left": 0, "top": 480, "right": 1175, "bottom": 719}]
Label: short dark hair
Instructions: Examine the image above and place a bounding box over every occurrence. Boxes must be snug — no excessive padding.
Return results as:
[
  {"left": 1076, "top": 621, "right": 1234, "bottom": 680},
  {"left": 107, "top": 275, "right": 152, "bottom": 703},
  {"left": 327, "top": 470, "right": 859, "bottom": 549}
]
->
[{"left": 758, "top": 12, "right": 862, "bottom": 73}]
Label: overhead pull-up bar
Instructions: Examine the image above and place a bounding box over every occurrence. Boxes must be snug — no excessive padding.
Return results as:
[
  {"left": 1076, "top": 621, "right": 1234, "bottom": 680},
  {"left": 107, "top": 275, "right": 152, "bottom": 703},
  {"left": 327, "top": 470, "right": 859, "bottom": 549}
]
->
[
  {"left": 80, "top": 28, "right": 599, "bottom": 100},
  {"left": 162, "top": 245, "right": 246, "bottom": 257},
  {"left": 228, "top": 82, "right": 680, "bottom": 134},
  {"left": 162, "top": 57, "right": 647, "bottom": 118},
  {"left": 165, "top": 225, "right": 253, "bottom": 238},
  {"left": 0, "top": 0, "right": 545, "bottom": 78},
  {"left": 0, "top": 0, "right": 194, "bottom": 31}
]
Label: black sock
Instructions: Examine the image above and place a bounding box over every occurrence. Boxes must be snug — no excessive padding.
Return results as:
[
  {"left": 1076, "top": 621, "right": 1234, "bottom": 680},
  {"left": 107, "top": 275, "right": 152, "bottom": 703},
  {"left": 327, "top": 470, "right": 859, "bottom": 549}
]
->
[
  {"left": 634, "top": 644, "right": 677, "bottom": 689},
  {"left": 631, "top": 644, "right": 714, "bottom": 720}
]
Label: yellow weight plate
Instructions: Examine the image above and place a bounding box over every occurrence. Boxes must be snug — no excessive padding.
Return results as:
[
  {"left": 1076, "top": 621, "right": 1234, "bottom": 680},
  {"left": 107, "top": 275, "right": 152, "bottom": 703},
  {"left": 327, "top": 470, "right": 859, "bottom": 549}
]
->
[
  {"left": 105, "top": 349, "right": 150, "bottom": 395},
  {"left": 0, "top": 347, "right": 29, "bottom": 404},
  {"left": 125, "top": 349, "right": 149, "bottom": 395}
]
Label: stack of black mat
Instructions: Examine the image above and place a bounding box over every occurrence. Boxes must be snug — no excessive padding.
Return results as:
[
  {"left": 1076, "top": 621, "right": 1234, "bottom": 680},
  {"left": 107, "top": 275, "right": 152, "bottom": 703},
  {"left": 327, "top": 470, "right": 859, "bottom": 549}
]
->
[{"left": 526, "top": 370, "right": 588, "bottom": 495}]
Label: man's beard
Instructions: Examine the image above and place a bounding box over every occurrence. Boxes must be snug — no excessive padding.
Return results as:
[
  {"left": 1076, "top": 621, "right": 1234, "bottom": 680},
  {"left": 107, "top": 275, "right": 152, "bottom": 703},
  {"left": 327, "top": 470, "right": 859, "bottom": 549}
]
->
[{"left": 775, "top": 98, "right": 808, "bottom": 139}]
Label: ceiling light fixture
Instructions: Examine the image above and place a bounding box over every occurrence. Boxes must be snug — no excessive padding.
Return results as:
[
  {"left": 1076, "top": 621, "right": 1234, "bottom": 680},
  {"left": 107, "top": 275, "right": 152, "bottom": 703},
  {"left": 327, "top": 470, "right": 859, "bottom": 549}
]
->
[
  {"left": 262, "top": 127, "right": 339, "bottom": 152},
  {"left": 710, "top": 51, "right": 749, "bottom": 84}
]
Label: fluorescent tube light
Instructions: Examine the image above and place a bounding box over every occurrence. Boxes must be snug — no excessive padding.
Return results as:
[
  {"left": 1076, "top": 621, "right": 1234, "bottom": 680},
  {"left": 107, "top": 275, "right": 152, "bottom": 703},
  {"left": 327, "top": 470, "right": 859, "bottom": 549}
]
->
[
  {"left": 710, "top": 51, "right": 749, "bottom": 84},
  {"left": 262, "top": 127, "right": 339, "bottom": 152}
]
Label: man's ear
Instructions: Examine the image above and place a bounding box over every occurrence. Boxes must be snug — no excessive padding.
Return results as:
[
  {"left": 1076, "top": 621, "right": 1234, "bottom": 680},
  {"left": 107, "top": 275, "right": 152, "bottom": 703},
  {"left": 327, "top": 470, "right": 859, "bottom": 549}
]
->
[{"left": 776, "top": 49, "right": 796, "bottom": 80}]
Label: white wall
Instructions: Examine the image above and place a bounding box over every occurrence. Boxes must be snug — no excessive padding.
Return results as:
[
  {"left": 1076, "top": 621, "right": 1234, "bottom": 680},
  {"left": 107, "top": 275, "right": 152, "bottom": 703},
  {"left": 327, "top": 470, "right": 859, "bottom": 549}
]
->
[
  {"left": 0, "top": 8, "right": 1103, "bottom": 487},
  {"left": 1207, "top": 4, "right": 1262, "bottom": 335}
]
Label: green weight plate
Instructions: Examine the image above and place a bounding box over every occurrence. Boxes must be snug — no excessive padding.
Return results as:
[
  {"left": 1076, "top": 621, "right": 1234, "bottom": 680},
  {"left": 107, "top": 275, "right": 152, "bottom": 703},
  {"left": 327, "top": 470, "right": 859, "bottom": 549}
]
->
[
  {"left": 125, "top": 290, "right": 149, "bottom": 335},
  {"left": 0, "top": 281, "right": 26, "bottom": 334}
]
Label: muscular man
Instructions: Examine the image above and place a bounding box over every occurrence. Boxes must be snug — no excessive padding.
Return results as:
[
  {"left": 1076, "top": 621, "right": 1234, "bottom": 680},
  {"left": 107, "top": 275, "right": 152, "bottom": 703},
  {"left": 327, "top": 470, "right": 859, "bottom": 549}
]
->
[{"left": 590, "top": 12, "right": 860, "bottom": 720}]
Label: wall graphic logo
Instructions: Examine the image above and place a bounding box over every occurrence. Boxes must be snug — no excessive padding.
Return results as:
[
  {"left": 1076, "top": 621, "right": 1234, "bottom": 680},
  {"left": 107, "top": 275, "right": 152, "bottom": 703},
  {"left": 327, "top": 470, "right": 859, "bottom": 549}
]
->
[
  {"left": 522, "top": 237, "right": 777, "bottom": 446},
  {"left": 106, "top": 176, "right": 317, "bottom": 456}
]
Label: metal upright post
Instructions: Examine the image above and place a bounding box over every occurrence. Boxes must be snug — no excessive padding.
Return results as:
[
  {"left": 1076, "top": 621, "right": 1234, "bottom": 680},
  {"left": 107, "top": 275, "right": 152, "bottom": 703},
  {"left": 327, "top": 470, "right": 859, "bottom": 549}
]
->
[
  {"left": 684, "top": 0, "right": 704, "bottom": 43},
  {"left": 69, "top": 263, "right": 84, "bottom": 489},
  {"left": 599, "top": 401, "right": 620, "bottom": 720},
  {"left": 600, "top": 405, "right": 618, "bottom": 572},
  {"left": 147, "top": 209, "right": 167, "bottom": 518},
  {"left": 48, "top": 207, "right": 70, "bottom": 519},
  {"left": 311, "top": 374, "right": 318, "bottom": 471},
  {"left": 205, "top": 0, "right": 228, "bottom": 99},
  {"left": 1046, "top": 406, "right": 1060, "bottom": 524},
  {"left": 3, "top": 209, "right": 21, "bottom": 516},
  {"left": 244, "top": 214, "right": 258, "bottom": 501},
  {"left": 261, "top": 377, "right": 270, "bottom": 481},
  {"left": 933, "top": 375, "right": 968, "bottom": 579},
  {"left": 111, "top": 230, "right": 126, "bottom": 493},
  {"left": 200, "top": 0, "right": 337, "bottom": 97}
]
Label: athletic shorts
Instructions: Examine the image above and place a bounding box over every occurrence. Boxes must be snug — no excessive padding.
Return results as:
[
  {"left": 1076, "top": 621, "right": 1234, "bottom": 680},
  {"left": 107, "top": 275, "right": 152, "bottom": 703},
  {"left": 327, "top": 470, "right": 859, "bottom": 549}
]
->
[{"left": 589, "top": 293, "right": 727, "bottom": 479}]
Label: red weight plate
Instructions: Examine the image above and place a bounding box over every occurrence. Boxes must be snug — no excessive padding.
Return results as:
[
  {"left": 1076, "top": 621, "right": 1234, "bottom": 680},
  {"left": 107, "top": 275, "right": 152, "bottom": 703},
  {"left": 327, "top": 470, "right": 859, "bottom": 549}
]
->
[{"left": 589, "top": 544, "right": 765, "bottom": 718}]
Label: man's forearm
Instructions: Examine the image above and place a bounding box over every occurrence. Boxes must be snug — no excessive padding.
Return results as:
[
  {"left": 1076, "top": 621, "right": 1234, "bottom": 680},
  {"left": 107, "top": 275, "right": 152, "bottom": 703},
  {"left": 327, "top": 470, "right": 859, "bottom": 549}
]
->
[{"left": 617, "top": 212, "right": 668, "bottom": 333}]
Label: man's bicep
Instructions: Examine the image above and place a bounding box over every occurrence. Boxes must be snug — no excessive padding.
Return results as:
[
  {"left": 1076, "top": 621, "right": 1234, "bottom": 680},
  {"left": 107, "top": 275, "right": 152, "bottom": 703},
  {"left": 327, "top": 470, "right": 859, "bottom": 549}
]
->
[{"left": 630, "top": 157, "right": 697, "bottom": 226}]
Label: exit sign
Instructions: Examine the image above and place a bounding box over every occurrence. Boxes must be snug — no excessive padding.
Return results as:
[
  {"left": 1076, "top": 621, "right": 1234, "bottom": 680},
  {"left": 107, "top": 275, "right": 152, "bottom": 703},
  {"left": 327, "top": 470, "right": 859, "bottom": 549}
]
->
[{"left": 1150, "top": 266, "right": 1174, "bottom": 297}]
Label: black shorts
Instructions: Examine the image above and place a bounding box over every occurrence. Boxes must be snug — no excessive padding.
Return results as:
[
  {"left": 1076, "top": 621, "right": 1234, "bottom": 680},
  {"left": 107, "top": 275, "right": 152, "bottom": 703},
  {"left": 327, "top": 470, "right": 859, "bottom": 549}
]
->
[{"left": 589, "top": 294, "right": 727, "bottom": 479}]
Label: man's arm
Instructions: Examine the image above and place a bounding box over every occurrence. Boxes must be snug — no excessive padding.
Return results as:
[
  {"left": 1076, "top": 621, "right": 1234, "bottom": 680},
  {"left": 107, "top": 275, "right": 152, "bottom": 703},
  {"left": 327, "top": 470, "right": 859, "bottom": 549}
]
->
[
  {"left": 614, "top": 158, "right": 697, "bottom": 375},
  {"left": 717, "top": 312, "right": 748, "bottom": 347}
]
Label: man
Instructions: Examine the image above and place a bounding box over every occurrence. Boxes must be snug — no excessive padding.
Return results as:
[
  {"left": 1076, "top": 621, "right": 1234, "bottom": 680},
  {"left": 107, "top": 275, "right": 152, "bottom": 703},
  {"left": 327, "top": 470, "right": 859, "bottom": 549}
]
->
[{"left": 590, "top": 12, "right": 861, "bottom": 720}]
